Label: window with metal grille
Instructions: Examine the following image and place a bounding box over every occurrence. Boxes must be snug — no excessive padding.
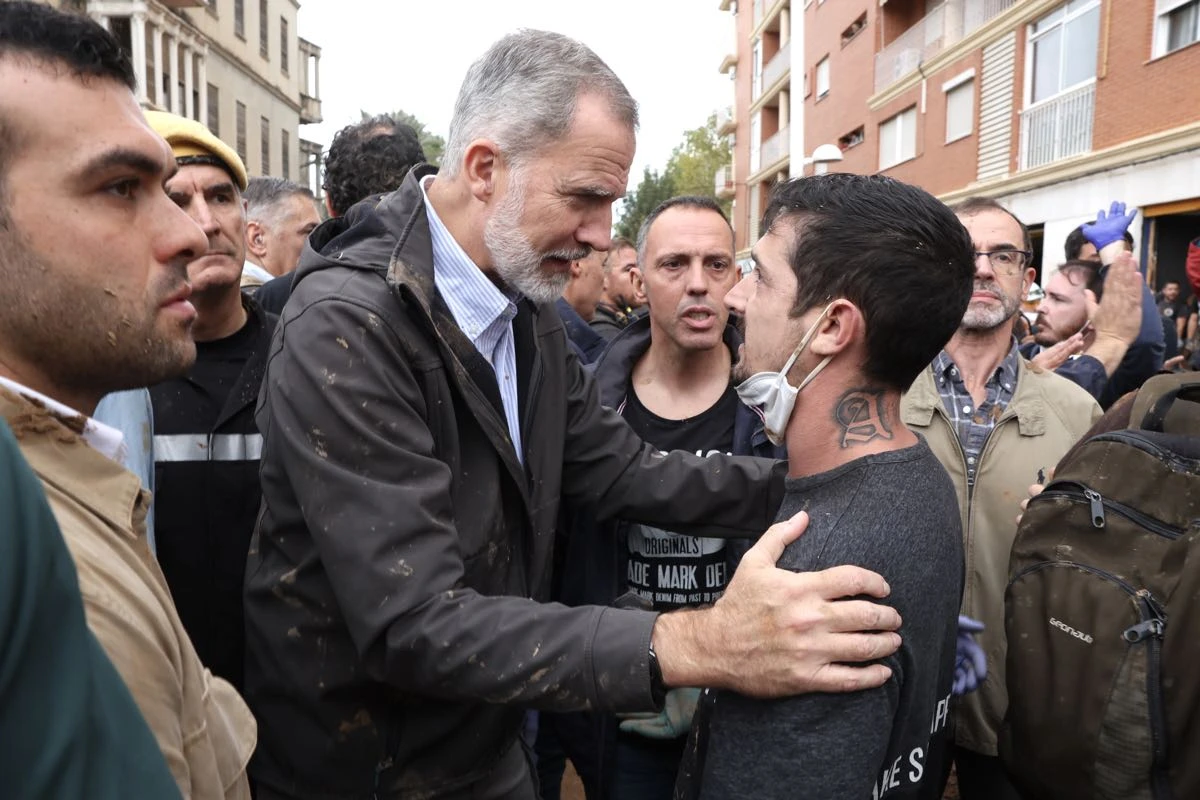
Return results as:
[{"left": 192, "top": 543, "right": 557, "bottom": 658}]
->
[
  {"left": 280, "top": 17, "right": 289, "bottom": 74},
  {"left": 261, "top": 116, "right": 270, "bottom": 175},
  {"left": 234, "top": 0, "right": 244, "bottom": 39},
  {"left": 259, "top": 0, "right": 269, "bottom": 58},
  {"left": 207, "top": 84, "right": 219, "bottom": 136},
  {"left": 282, "top": 129, "right": 290, "bottom": 180},
  {"left": 236, "top": 102, "right": 247, "bottom": 164}
]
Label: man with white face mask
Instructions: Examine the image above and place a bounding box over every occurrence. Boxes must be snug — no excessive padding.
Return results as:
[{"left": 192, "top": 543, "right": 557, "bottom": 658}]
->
[
  {"left": 900, "top": 196, "right": 1101, "bottom": 800},
  {"left": 677, "top": 173, "right": 974, "bottom": 800}
]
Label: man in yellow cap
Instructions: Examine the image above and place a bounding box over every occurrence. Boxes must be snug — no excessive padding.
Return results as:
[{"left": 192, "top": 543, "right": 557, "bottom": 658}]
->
[{"left": 144, "top": 110, "right": 276, "bottom": 696}]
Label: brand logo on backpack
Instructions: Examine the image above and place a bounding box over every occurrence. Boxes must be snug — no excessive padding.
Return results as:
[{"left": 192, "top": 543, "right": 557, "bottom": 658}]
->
[{"left": 1049, "top": 617, "right": 1094, "bottom": 644}]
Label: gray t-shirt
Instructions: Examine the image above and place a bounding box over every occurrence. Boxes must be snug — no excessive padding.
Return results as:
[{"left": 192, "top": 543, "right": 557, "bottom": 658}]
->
[{"left": 677, "top": 440, "right": 963, "bottom": 800}]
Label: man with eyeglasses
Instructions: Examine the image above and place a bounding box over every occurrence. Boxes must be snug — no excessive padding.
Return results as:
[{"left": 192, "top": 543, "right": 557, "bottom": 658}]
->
[{"left": 899, "top": 196, "right": 1101, "bottom": 800}]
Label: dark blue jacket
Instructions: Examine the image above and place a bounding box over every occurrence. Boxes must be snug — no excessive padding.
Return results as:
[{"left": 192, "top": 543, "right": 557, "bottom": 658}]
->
[{"left": 554, "top": 298, "right": 608, "bottom": 364}]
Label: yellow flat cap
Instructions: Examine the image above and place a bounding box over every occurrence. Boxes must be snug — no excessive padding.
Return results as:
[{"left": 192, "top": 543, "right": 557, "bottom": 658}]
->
[{"left": 144, "top": 110, "right": 248, "bottom": 191}]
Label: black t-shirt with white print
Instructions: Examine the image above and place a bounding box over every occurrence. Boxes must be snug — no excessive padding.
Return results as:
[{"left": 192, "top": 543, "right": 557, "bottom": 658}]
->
[{"left": 620, "top": 385, "right": 738, "bottom": 612}]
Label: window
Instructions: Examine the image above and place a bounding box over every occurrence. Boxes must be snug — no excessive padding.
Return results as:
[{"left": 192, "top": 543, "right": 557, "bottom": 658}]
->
[
  {"left": 261, "top": 116, "right": 270, "bottom": 175},
  {"left": 841, "top": 13, "right": 867, "bottom": 47},
  {"left": 280, "top": 17, "right": 289, "bottom": 74},
  {"left": 751, "top": 38, "right": 762, "bottom": 98},
  {"left": 207, "top": 0, "right": 217, "bottom": 17},
  {"left": 879, "top": 106, "right": 917, "bottom": 170},
  {"left": 206, "top": 84, "right": 220, "bottom": 135},
  {"left": 944, "top": 74, "right": 975, "bottom": 143},
  {"left": 234, "top": 0, "right": 244, "bottom": 39},
  {"left": 282, "top": 129, "right": 290, "bottom": 180},
  {"left": 815, "top": 56, "right": 830, "bottom": 98},
  {"left": 236, "top": 102, "right": 247, "bottom": 165},
  {"left": 838, "top": 126, "right": 865, "bottom": 150},
  {"left": 749, "top": 111, "right": 762, "bottom": 174},
  {"left": 259, "top": 0, "right": 269, "bottom": 58},
  {"left": 1028, "top": 0, "right": 1100, "bottom": 105},
  {"left": 1155, "top": 0, "right": 1200, "bottom": 56}
]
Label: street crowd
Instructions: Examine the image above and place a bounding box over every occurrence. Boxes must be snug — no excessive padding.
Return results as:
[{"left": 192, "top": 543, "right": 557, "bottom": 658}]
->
[{"left": 1, "top": 3, "right": 1197, "bottom": 800}]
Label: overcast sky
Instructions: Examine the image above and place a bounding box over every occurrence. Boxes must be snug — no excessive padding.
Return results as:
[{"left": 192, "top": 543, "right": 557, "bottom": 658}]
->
[{"left": 297, "top": 0, "right": 734, "bottom": 190}]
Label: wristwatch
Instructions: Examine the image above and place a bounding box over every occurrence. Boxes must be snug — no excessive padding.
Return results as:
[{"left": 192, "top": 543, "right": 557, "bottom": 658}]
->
[{"left": 647, "top": 641, "right": 667, "bottom": 707}]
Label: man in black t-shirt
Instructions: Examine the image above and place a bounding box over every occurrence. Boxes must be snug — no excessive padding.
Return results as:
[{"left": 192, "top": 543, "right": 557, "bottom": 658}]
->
[
  {"left": 543, "top": 196, "right": 751, "bottom": 800},
  {"left": 144, "top": 111, "right": 276, "bottom": 692},
  {"left": 677, "top": 174, "right": 975, "bottom": 799}
]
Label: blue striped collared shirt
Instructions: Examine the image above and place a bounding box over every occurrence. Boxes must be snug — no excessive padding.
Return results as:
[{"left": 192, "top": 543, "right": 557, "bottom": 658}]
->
[{"left": 420, "top": 177, "right": 523, "bottom": 463}]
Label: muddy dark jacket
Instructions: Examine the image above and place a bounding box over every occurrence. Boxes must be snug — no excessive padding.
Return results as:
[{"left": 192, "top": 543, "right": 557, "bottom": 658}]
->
[{"left": 243, "top": 165, "right": 787, "bottom": 800}]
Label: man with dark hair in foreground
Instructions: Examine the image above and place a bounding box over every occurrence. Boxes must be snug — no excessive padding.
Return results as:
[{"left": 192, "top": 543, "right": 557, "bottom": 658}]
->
[{"left": 679, "top": 174, "right": 971, "bottom": 799}]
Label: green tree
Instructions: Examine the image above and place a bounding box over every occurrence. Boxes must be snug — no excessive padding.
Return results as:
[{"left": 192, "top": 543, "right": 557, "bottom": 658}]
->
[
  {"left": 664, "top": 112, "right": 732, "bottom": 216},
  {"left": 614, "top": 167, "right": 676, "bottom": 242},
  {"left": 362, "top": 109, "right": 445, "bottom": 166}
]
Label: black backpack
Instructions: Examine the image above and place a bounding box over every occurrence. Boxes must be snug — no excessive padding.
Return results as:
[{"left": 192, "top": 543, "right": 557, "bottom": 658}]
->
[{"left": 1001, "top": 374, "right": 1200, "bottom": 800}]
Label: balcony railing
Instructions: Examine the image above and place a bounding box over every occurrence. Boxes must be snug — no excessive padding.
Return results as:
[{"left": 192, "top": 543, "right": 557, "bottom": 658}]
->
[
  {"left": 716, "top": 108, "right": 736, "bottom": 137},
  {"left": 760, "top": 125, "right": 790, "bottom": 171},
  {"left": 874, "top": 0, "right": 1015, "bottom": 92},
  {"left": 1020, "top": 82, "right": 1095, "bottom": 170},
  {"left": 756, "top": 40, "right": 791, "bottom": 100}
]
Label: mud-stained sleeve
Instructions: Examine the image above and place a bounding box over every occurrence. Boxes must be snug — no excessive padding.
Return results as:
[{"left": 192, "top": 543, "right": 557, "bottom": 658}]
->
[
  {"left": 264, "top": 296, "right": 660, "bottom": 713},
  {"left": 556, "top": 345, "right": 787, "bottom": 539}
]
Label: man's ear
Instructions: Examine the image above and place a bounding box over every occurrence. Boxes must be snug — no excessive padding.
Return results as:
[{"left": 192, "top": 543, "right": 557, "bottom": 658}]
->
[
  {"left": 1022, "top": 266, "right": 1037, "bottom": 300},
  {"left": 810, "top": 299, "right": 862, "bottom": 357},
  {"left": 462, "top": 139, "right": 502, "bottom": 204},
  {"left": 246, "top": 220, "right": 269, "bottom": 259}
]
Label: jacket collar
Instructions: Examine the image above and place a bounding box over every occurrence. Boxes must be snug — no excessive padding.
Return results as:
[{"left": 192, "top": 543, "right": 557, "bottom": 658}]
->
[
  {"left": 590, "top": 314, "right": 743, "bottom": 408},
  {"left": 903, "top": 355, "right": 1047, "bottom": 437},
  {"left": 299, "top": 166, "right": 537, "bottom": 497},
  {"left": 0, "top": 389, "right": 147, "bottom": 540}
]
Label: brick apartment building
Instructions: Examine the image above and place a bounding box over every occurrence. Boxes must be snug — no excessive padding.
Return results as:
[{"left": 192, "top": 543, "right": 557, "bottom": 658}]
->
[
  {"left": 44, "top": 0, "right": 325, "bottom": 198},
  {"left": 716, "top": 0, "right": 1200, "bottom": 289}
]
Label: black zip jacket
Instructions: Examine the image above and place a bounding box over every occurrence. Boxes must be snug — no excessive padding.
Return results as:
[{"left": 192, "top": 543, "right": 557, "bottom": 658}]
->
[{"left": 243, "top": 166, "right": 787, "bottom": 800}]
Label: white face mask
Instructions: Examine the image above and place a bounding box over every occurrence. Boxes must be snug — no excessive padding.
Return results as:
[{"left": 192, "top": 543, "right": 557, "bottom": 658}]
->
[{"left": 735, "top": 303, "right": 835, "bottom": 446}]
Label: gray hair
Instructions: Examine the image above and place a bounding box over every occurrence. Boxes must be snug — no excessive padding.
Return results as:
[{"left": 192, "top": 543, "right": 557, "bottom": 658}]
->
[
  {"left": 244, "top": 176, "right": 314, "bottom": 228},
  {"left": 441, "top": 29, "right": 638, "bottom": 178},
  {"left": 636, "top": 196, "right": 733, "bottom": 265}
]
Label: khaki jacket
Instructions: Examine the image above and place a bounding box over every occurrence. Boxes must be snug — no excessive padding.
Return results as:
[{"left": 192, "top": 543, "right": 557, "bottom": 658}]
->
[
  {"left": 901, "top": 358, "right": 1101, "bottom": 756},
  {"left": 1, "top": 391, "right": 255, "bottom": 799}
]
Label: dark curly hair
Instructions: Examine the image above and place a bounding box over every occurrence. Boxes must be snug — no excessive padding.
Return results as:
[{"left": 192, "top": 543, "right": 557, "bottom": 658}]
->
[{"left": 321, "top": 116, "right": 427, "bottom": 217}]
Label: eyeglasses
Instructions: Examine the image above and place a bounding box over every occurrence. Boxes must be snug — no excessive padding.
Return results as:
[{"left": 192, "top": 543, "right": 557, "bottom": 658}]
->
[{"left": 974, "top": 249, "right": 1032, "bottom": 276}]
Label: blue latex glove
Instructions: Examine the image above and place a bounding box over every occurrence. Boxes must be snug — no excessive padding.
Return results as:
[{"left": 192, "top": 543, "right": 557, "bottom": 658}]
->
[
  {"left": 617, "top": 687, "right": 701, "bottom": 739},
  {"left": 1082, "top": 201, "right": 1137, "bottom": 252},
  {"left": 953, "top": 615, "right": 987, "bottom": 696}
]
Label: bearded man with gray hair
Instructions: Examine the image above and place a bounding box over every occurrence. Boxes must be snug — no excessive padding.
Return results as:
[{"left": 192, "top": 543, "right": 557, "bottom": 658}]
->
[{"left": 246, "top": 30, "right": 905, "bottom": 800}]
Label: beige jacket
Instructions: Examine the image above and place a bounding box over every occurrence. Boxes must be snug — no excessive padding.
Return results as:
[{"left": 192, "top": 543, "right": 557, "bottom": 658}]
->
[
  {"left": 901, "top": 358, "right": 1101, "bottom": 756},
  {"left": 1, "top": 391, "right": 255, "bottom": 799}
]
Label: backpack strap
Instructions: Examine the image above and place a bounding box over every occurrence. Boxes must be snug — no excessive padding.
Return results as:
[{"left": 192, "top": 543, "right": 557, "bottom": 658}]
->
[{"left": 1130, "top": 373, "right": 1200, "bottom": 433}]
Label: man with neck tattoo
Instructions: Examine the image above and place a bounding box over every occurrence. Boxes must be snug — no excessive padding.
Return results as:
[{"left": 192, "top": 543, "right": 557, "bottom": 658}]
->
[
  {"left": 901, "top": 196, "right": 1101, "bottom": 800},
  {"left": 677, "top": 174, "right": 972, "bottom": 800}
]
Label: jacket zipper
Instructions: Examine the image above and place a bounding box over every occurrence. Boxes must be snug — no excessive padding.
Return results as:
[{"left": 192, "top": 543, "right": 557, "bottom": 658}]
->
[
  {"left": 1034, "top": 481, "right": 1185, "bottom": 539},
  {"left": 1011, "top": 561, "right": 1171, "bottom": 798}
]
